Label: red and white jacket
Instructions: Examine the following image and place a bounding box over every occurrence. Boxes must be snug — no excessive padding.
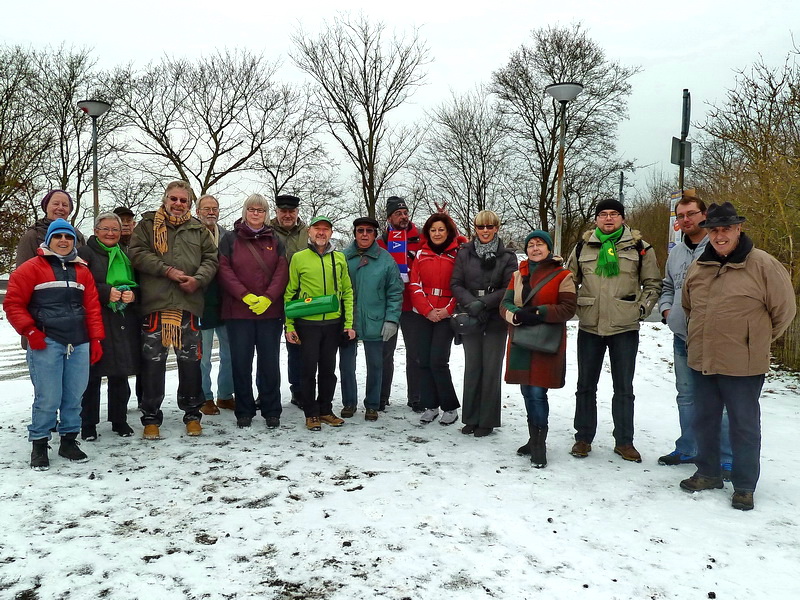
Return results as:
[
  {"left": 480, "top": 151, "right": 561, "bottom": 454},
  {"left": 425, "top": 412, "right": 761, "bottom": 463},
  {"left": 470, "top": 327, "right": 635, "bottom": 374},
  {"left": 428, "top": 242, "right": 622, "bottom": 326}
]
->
[{"left": 409, "top": 237, "right": 461, "bottom": 316}]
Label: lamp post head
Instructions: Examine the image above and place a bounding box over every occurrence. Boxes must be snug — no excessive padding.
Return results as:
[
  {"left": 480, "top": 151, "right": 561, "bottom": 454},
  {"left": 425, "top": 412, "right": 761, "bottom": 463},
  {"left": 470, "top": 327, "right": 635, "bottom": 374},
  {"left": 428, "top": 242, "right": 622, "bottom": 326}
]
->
[
  {"left": 77, "top": 100, "right": 111, "bottom": 118},
  {"left": 544, "top": 82, "right": 584, "bottom": 103}
]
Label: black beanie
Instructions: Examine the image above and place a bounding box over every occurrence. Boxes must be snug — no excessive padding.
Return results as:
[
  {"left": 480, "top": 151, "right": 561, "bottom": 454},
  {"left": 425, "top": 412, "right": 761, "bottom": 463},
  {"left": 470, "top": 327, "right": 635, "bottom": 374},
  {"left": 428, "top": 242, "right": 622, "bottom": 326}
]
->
[
  {"left": 386, "top": 196, "right": 408, "bottom": 217},
  {"left": 594, "top": 199, "right": 625, "bottom": 218}
]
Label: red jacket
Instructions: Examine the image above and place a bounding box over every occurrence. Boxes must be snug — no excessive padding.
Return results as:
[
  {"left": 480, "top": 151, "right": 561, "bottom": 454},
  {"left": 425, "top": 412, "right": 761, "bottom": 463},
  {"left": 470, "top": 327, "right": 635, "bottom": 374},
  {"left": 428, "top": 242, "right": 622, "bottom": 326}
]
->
[
  {"left": 409, "top": 237, "right": 461, "bottom": 316},
  {"left": 4, "top": 248, "right": 104, "bottom": 345},
  {"left": 378, "top": 223, "right": 422, "bottom": 312}
]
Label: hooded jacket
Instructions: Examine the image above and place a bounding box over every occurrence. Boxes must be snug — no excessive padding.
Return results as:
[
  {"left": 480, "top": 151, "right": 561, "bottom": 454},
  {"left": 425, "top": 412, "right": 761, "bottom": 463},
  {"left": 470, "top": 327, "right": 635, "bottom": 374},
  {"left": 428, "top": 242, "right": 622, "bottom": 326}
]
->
[
  {"left": 658, "top": 235, "right": 709, "bottom": 340},
  {"left": 15, "top": 217, "right": 86, "bottom": 268}
]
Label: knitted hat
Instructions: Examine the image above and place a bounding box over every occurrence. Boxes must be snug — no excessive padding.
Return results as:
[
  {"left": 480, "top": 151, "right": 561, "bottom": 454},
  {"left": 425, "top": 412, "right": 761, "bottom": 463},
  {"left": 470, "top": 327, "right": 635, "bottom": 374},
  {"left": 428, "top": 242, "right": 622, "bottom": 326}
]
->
[
  {"left": 699, "top": 202, "right": 746, "bottom": 228},
  {"left": 386, "top": 196, "right": 408, "bottom": 217},
  {"left": 524, "top": 230, "right": 553, "bottom": 251},
  {"left": 41, "top": 189, "right": 74, "bottom": 213},
  {"left": 594, "top": 198, "right": 625, "bottom": 218},
  {"left": 45, "top": 218, "right": 78, "bottom": 245}
]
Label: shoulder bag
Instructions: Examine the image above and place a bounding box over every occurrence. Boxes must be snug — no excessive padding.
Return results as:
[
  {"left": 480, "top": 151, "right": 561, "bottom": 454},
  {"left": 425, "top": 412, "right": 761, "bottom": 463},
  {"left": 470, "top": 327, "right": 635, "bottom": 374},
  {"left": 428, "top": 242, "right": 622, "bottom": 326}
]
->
[{"left": 510, "top": 270, "right": 564, "bottom": 354}]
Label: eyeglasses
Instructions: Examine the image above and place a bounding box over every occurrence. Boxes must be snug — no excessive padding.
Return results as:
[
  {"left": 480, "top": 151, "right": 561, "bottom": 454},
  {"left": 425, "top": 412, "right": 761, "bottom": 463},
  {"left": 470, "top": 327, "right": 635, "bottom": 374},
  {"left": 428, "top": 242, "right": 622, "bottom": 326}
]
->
[
  {"left": 676, "top": 210, "right": 702, "bottom": 221},
  {"left": 475, "top": 224, "right": 497, "bottom": 230},
  {"left": 199, "top": 207, "right": 219, "bottom": 213},
  {"left": 246, "top": 207, "right": 266, "bottom": 214},
  {"left": 50, "top": 233, "right": 73, "bottom": 240},
  {"left": 597, "top": 211, "right": 621, "bottom": 219},
  {"left": 96, "top": 227, "right": 121, "bottom": 233},
  {"left": 355, "top": 228, "right": 376, "bottom": 234},
  {"left": 168, "top": 196, "right": 189, "bottom": 204}
]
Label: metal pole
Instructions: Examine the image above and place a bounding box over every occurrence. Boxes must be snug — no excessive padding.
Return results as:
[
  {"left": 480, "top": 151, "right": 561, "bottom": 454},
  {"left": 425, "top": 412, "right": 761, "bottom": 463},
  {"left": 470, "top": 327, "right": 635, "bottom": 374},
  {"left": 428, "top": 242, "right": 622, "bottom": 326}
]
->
[
  {"left": 91, "top": 115, "right": 100, "bottom": 217},
  {"left": 554, "top": 100, "right": 567, "bottom": 257},
  {"left": 678, "top": 89, "right": 691, "bottom": 192}
]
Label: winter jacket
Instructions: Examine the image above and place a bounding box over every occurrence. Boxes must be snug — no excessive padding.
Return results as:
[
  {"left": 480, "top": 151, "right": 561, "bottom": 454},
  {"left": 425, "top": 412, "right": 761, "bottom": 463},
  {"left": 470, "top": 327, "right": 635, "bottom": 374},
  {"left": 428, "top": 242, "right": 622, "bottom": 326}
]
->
[
  {"left": 566, "top": 225, "right": 662, "bottom": 336},
  {"left": 128, "top": 211, "right": 219, "bottom": 318},
  {"left": 378, "top": 223, "right": 422, "bottom": 312},
  {"left": 451, "top": 238, "right": 518, "bottom": 323},
  {"left": 342, "top": 240, "right": 404, "bottom": 341},
  {"left": 218, "top": 220, "right": 289, "bottom": 320},
  {"left": 270, "top": 217, "right": 309, "bottom": 264},
  {"left": 4, "top": 247, "right": 104, "bottom": 346},
  {"left": 658, "top": 235, "right": 709, "bottom": 340},
  {"left": 283, "top": 245, "right": 354, "bottom": 333},
  {"left": 200, "top": 224, "right": 228, "bottom": 330},
  {"left": 682, "top": 233, "right": 796, "bottom": 376},
  {"left": 15, "top": 217, "right": 86, "bottom": 268},
  {"left": 500, "top": 257, "right": 577, "bottom": 388},
  {"left": 409, "top": 237, "right": 461, "bottom": 316},
  {"left": 77, "top": 236, "right": 140, "bottom": 377}
]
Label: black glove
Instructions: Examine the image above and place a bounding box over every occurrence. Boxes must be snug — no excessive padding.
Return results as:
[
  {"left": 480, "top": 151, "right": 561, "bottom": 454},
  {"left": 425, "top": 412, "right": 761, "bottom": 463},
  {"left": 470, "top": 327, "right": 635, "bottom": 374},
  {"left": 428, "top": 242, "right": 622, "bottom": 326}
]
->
[
  {"left": 467, "top": 300, "right": 485, "bottom": 317},
  {"left": 516, "top": 307, "right": 545, "bottom": 326}
]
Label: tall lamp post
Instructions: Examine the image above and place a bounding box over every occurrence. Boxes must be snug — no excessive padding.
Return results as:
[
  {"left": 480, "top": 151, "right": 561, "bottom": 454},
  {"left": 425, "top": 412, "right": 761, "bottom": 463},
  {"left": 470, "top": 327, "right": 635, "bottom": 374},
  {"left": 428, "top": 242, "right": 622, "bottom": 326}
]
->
[
  {"left": 544, "top": 82, "right": 583, "bottom": 257},
  {"left": 77, "top": 99, "right": 111, "bottom": 218}
]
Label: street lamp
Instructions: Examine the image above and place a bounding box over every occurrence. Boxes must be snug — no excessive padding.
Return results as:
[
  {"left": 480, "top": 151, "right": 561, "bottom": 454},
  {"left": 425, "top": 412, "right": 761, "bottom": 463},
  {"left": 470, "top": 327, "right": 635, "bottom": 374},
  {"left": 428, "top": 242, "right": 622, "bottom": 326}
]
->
[
  {"left": 77, "top": 99, "right": 112, "bottom": 218},
  {"left": 544, "top": 82, "right": 583, "bottom": 257}
]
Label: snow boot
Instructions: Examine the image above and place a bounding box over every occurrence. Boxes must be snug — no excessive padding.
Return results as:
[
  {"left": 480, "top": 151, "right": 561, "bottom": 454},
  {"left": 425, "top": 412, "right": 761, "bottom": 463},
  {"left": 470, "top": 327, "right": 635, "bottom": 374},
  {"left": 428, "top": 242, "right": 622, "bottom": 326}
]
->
[
  {"left": 531, "top": 426, "right": 548, "bottom": 469},
  {"left": 30, "top": 439, "right": 50, "bottom": 471},
  {"left": 58, "top": 432, "right": 89, "bottom": 463}
]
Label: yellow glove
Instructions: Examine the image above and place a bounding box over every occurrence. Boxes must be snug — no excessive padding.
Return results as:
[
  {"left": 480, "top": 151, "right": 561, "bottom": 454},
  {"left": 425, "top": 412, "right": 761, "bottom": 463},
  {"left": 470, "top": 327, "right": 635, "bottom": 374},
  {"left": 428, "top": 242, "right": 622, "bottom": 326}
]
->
[
  {"left": 250, "top": 296, "right": 272, "bottom": 315},
  {"left": 243, "top": 293, "right": 259, "bottom": 306}
]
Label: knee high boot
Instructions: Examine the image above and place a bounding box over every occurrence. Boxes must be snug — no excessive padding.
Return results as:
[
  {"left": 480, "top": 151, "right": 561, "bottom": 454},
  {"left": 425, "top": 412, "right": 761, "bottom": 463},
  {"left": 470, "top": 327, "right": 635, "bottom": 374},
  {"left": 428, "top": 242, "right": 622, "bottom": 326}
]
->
[
  {"left": 518, "top": 422, "right": 535, "bottom": 456},
  {"left": 531, "top": 426, "right": 548, "bottom": 469}
]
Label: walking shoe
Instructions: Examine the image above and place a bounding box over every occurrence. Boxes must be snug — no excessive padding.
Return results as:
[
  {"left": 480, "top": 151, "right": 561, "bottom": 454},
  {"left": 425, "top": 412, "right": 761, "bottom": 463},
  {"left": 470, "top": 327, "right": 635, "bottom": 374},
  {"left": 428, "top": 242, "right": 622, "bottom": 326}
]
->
[
  {"left": 58, "top": 433, "right": 88, "bottom": 463},
  {"left": 614, "top": 444, "right": 642, "bottom": 463},
  {"left": 420, "top": 408, "right": 440, "bottom": 424},
  {"left": 112, "top": 422, "right": 134, "bottom": 437},
  {"left": 365, "top": 409, "right": 379, "bottom": 422},
  {"left": 341, "top": 405, "right": 357, "bottom": 418},
  {"left": 461, "top": 424, "right": 476, "bottom": 435},
  {"left": 570, "top": 440, "right": 592, "bottom": 458},
  {"left": 731, "top": 490, "right": 754, "bottom": 511},
  {"left": 680, "top": 473, "right": 724, "bottom": 492},
  {"left": 290, "top": 395, "right": 304, "bottom": 410},
  {"left": 473, "top": 427, "right": 493, "bottom": 437},
  {"left": 440, "top": 410, "right": 459, "bottom": 426},
  {"left": 658, "top": 450, "right": 695, "bottom": 466},
  {"left": 216, "top": 397, "right": 236, "bottom": 411},
  {"left": 81, "top": 425, "right": 98, "bottom": 442},
  {"left": 306, "top": 416, "right": 322, "bottom": 431},
  {"left": 265, "top": 416, "right": 280, "bottom": 429},
  {"left": 30, "top": 439, "right": 50, "bottom": 471},
  {"left": 200, "top": 399, "right": 220, "bottom": 415},
  {"left": 143, "top": 424, "right": 160, "bottom": 440},
  {"left": 319, "top": 414, "right": 345, "bottom": 427},
  {"left": 237, "top": 417, "right": 253, "bottom": 429},
  {"left": 721, "top": 462, "right": 733, "bottom": 482},
  {"left": 186, "top": 421, "right": 202, "bottom": 436}
]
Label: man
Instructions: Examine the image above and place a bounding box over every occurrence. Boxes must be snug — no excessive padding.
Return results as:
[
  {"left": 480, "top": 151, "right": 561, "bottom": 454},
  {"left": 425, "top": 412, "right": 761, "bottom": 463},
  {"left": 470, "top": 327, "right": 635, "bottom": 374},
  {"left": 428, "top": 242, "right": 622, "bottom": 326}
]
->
[
  {"left": 339, "top": 217, "right": 404, "bottom": 421},
  {"left": 270, "top": 194, "right": 309, "bottom": 408},
  {"left": 658, "top": 193, "right": 733, "bottom": 472},
  {"left": 678, "top": 202, "right": 795, "bottom": 511},
  {"left": 377, "top": 196, "right": 423, "bottom": 412},
  {"left": 566, "top": 198, "right": 662, "bottom": 463},
  {"left": 195, "top": 194, "right": 235, "bottom": 415},
  {"left": 113, "top": 206, "right": 137, "bottom": 249},
  {"left": 128, "top": 181, "right": 218, "bottom": 439},
  {"left": 284, "top": 216, "right": 354, "bottom": 431}
]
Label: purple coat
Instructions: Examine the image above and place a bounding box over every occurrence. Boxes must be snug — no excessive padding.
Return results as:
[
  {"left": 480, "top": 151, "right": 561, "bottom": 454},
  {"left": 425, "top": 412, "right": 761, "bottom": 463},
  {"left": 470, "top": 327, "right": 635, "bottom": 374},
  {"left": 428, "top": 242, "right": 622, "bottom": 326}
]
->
[{"left": 217, "top": 220, "right": 289, "bottom": 320}]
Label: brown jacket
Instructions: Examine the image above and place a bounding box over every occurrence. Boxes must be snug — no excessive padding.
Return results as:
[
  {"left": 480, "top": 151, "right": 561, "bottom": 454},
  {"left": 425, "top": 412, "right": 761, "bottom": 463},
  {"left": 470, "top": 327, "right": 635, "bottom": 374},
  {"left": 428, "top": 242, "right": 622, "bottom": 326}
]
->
[{"left": 683, "top": 235, "right": 796, "bottom": 376}]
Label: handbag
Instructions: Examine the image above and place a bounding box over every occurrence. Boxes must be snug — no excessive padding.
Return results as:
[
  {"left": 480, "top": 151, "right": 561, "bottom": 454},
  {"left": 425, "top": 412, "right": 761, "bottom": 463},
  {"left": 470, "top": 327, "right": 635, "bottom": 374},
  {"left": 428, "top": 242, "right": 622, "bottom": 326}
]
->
[
  {"left": 285, "top": 294, "right": 340, "bottom": 318},
  {"left": 510, "top": 270, "right": 564, "bottom": 354}
]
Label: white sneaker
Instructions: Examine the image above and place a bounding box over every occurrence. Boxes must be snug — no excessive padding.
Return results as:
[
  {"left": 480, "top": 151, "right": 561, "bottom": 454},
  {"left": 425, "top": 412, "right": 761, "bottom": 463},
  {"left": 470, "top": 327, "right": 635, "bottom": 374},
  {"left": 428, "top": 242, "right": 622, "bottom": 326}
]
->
[
  {"left": 420, "top": 408, "right": 440, "bottom": 424},
  {"left": 439, "top": 410, "right": 459, "bottom": 426}
]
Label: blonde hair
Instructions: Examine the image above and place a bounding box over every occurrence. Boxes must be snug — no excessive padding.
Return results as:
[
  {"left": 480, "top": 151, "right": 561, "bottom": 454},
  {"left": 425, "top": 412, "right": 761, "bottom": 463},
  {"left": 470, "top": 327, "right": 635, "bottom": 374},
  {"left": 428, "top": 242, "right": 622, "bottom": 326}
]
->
[
  {"left": 474, "top": 210, "right": 500, "bottom": 228},
  {"left": 241, "top": 194, "right": 270, "bottom": 221}
]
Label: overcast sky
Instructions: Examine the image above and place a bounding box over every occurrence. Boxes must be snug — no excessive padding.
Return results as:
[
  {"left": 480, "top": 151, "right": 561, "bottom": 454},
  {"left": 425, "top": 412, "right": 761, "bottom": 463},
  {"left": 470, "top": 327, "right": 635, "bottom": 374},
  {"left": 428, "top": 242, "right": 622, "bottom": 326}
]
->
[{"left": 4, "top": 0, "right": 798, "bottom": 198}]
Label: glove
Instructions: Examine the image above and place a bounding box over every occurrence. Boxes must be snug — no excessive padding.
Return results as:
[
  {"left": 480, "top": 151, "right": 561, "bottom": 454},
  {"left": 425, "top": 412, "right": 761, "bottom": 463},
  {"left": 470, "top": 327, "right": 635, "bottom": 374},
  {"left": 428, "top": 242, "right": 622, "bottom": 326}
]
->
[
  {"left": 250, "top": 296, "right": 272, "bottom": 315},
  {"left": 515, "top": 307, "right": 545, "bottom": 326},
  {"left": 467, "top": 300, "right": 485, "bottom": 317},
  {"left": 25, "top": 328, "right": 47, "bottom": 350},
  {"left": 381, "top": 321, "right": 399, "bottom": 342},
  {"left": 178, "top": 276, "right": 201, "bottom": 294},
  {"left": 90, "top": 339, "right": 103, "bottom": 365},
  {"left": 242, "top": 293, "right": 259, "bottom": 306}
]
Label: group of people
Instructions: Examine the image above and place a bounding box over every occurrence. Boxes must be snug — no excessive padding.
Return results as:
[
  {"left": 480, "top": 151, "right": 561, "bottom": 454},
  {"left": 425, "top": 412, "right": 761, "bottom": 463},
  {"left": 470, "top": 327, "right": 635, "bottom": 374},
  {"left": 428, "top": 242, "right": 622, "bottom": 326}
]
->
[{"left": 4, "top": 184, "right": 795, "bottom": 512}]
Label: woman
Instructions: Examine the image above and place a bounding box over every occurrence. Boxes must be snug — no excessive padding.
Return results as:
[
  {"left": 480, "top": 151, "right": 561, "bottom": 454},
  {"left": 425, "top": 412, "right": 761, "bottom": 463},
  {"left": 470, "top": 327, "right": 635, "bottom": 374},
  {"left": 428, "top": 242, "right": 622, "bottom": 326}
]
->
[
  {"left": 218, "top": 194, "right": 289, "bottom": 429},
  {"left": 4, "top": 219, "right": 104, "bottom": 470},
  {"left": 500, "top": 230, "right": 576, "bottom": 468},
  {"left": 451, "top": 211, "right": 517, "bottom": 437},
  {"left": 408, "top": 213, "right": 463, "bottom": 426},
  {"left": 77, "top": 213, "right": 141, "bottom": 440},
  {"left": 15, "top": 189, "right": 86, "bottom": 267}
]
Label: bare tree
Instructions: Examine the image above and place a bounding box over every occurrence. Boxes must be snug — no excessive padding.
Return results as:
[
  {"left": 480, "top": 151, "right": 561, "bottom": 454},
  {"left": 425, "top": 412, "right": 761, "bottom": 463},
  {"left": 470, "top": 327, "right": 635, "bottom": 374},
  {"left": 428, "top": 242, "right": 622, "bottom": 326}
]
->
[
  {"left": 290, "top": 12, "right": 431, "bottom": 219},
  {"left": 490, "top": 23, "right": 638, "bottom": 252}
]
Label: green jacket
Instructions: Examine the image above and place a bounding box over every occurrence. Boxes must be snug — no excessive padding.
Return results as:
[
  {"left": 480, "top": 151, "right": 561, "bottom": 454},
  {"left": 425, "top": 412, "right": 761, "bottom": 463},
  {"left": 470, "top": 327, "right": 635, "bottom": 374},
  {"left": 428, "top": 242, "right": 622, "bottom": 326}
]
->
[
  {"left": 343, "top": 240, "right": 403, "bottom": 341},
  {"left": 283, "top": 244, "right": 354, "bottom": 333},
  {"left": 270, "top": 217, "right": 309, "bottom": 264},
  {"left": 128, "top": 212, "right": 219, "bottom": 318}
]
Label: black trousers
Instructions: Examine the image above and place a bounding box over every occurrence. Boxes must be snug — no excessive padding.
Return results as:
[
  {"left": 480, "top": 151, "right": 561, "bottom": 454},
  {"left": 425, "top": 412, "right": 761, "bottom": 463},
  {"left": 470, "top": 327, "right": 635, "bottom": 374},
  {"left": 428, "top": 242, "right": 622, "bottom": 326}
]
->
[
  {"left": 408, "top": 312, "right": 460, "bottom": 411},
  {"left": 295, "top": 320, "right": 341, "bottom": 418},
  {"left": 81, "top": 375, "right": 131, "bottom": 426}
]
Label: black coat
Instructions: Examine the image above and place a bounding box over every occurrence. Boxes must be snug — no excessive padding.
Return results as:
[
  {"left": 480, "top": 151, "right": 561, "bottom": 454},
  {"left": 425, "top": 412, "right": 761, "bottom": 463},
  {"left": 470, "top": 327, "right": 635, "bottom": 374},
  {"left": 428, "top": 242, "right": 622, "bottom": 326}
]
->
[
  {"left": 451, "top": 238, "right": 518, "bottom": 322},
  {"left": 77, "top": 236, "right": 141, "bottom": 377}
]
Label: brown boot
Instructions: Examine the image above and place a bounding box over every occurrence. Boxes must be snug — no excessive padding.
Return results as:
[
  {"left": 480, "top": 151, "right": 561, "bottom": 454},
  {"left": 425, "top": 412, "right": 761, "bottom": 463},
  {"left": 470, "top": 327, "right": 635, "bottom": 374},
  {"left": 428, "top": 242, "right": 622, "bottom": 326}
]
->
[
  {"left": 570, "top": 440, "right": 592, "bottom": 458},
  {"left": 200, "top": 399, "right": 220, "bottom": 415},
  {"left": 216, "top": 397, "right": 235, "bottom": 411},
  {"left": 614, "top": 444, "right": 642, "bottom": 463}
]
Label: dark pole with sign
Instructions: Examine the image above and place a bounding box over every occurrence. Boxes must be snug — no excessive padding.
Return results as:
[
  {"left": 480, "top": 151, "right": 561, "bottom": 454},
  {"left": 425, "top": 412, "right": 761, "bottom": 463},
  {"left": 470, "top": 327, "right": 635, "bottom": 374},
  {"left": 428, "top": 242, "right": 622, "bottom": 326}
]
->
[{"left": 679, "top": 89, "right": 691, "bottom": 191}]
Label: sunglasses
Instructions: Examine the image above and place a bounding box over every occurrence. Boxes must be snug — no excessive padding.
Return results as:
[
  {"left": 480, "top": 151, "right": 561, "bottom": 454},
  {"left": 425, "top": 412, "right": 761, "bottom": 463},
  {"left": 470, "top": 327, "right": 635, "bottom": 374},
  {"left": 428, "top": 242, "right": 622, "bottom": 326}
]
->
[
  {"left": 168, "top": 196, "right": 190, "bottom": 204},
  {"left": 355, "top": 228, "right": 376, "bottom": 234},
  {"left": 50, "top": 233, "right": 73, "bottom": 240},
  {"left": 475, "top": 224, "right": 496, "bottom": 230}
]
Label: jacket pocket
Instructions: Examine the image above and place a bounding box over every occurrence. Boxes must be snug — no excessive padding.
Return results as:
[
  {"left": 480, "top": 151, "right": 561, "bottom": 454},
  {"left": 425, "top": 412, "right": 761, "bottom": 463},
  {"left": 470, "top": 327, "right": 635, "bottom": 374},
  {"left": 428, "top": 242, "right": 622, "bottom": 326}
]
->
[
  {"left": 576, "top": 296, "right": 598, "bottom": 327},
  {"left": 609, "top": 297, "right": 640, "bottom": 327}
]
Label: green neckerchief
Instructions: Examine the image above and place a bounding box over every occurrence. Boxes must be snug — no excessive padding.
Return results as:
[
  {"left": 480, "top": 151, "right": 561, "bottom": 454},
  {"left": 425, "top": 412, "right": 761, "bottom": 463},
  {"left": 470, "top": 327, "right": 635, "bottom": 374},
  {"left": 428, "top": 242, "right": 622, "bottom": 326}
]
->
[
  {"left": 97, "top": 240, "right": 137, "bottom": 311},
  {"left": 594, "top": 227, "right": 624, "bottom": 277}
]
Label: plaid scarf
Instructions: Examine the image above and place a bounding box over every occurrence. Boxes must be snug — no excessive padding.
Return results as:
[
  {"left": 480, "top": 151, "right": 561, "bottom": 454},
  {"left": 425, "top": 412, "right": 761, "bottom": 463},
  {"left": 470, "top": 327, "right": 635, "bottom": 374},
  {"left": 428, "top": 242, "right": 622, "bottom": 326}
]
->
[
  {"left": 594, "top": 227, "right": 624, "bottom": 277},
  {"left": 153, "top": 205, "right": 191, "bottom": 255}
]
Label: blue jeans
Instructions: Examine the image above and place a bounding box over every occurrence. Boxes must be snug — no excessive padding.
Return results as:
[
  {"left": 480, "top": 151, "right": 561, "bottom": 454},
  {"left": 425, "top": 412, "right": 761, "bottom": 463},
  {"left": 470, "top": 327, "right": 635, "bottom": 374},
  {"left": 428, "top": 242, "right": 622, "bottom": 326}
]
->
[
  {"left": 339, "top": 340, "right": 384, "bottom": 411},
  {"left": 673, "top": 336, "right": 732, "bottom": 462},
  {"left": 227, "top": 319, "right": 283, "bottom": 419},
  {"left": 200, "top": 325, "right": 235, "bottom": 401},
  {"left": 27, "top": 338, "right": 89, "bottom": 440},
  {"left": 521, "top": 385, "right": 549, "bottom": 428},
  {"left": 574, "top": 329, "right": 638, "bottom": 445},
  {"left": 691, "top": 370, "right": 764, "bottom": 492}
]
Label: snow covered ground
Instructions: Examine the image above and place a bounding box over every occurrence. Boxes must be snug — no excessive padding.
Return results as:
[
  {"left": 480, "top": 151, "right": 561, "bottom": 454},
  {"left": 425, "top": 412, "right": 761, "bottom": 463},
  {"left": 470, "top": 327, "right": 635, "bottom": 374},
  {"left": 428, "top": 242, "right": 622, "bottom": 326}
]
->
[{"left": 0, "top": 315, "right": 798, "bottom": 600}]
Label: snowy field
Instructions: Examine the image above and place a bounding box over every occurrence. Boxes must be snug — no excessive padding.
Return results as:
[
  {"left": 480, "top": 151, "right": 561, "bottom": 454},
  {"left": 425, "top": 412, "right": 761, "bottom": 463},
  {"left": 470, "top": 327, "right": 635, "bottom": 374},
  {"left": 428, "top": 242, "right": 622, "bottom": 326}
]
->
[{"left": 0, "top": 315, "right": 798, "bottom": 600}]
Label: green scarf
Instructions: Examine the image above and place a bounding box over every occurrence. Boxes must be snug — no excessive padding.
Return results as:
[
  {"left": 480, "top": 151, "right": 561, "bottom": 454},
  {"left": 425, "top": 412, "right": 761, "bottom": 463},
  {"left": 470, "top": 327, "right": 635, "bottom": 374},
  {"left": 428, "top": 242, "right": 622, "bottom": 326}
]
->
[
  {"left": 97, "top": 240, "right": 137, "bottom": 311},
  {"left": 594, "top": 227, "right": 624, "bottom": 277}
]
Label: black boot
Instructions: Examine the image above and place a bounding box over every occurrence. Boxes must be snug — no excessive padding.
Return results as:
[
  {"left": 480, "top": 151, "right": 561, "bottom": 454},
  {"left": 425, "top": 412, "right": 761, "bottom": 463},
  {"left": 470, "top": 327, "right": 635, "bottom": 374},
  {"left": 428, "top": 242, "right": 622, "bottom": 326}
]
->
[
  {"left": 30, "top": 439, "right": 50, "bottom": 471},
  {"left": 518, "top": 422, "right": 535, "bottom": 456},
  {"left": 58, "top": 433, "right": 88, "bottom": 463},
  {"left": 531, "top": 426, "right": 548, "bottom": 469}
]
